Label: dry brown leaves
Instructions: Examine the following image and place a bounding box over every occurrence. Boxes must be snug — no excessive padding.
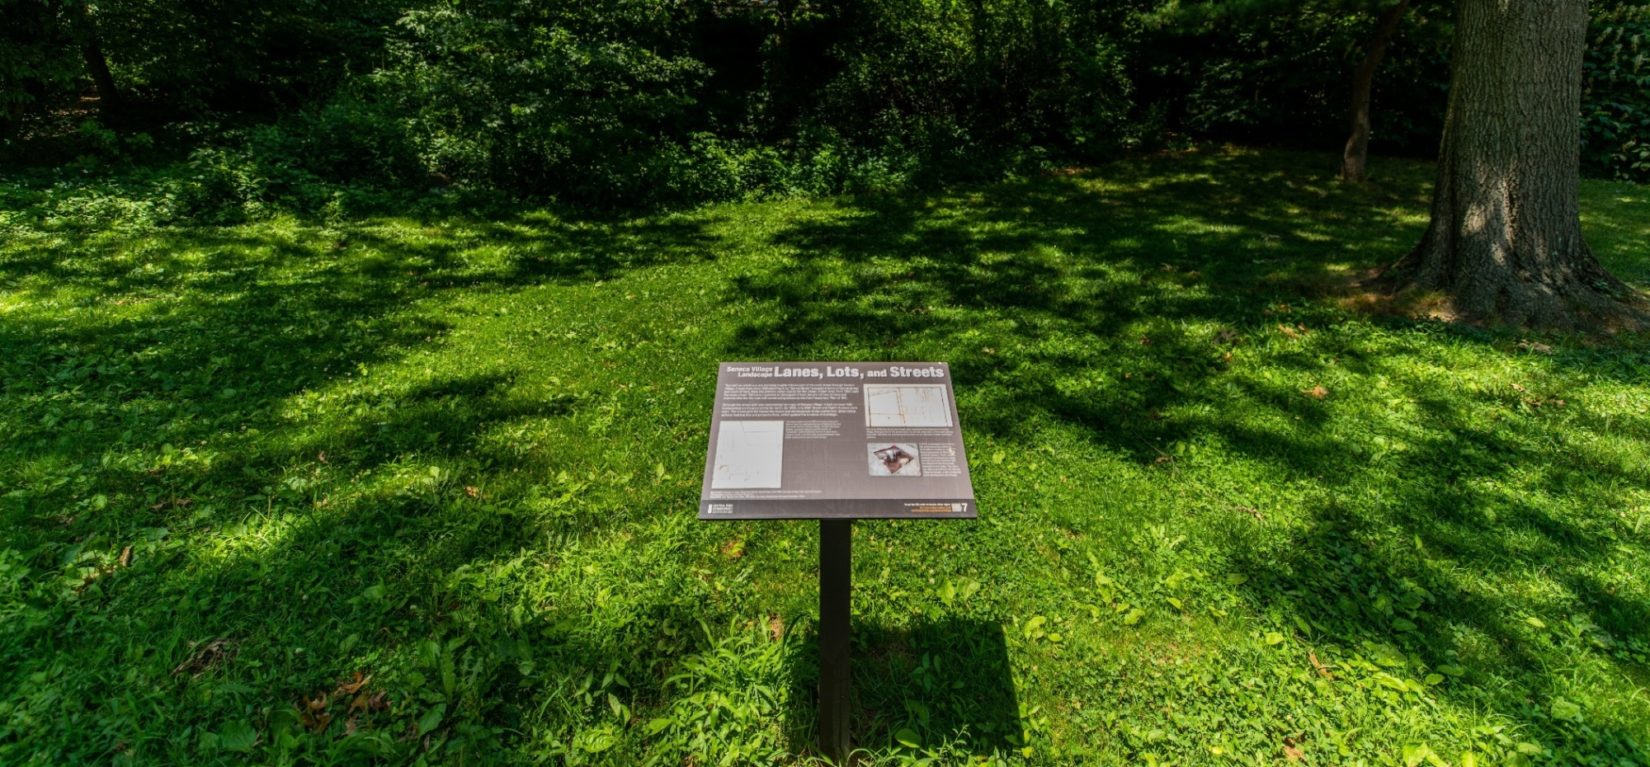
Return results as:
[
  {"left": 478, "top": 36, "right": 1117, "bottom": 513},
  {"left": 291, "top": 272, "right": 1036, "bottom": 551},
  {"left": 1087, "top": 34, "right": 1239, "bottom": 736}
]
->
[
  {"left": 78, "top": 542, "right": 141, "bottom": 592},
  {"left": 338, "top": 671, "right": 372, "bottom": 695},
  {"left": 299, "top": 692, "right": 332, "bottom": 734},
  {"left": 297, "top": 672, "right": 389, "bottom": 735}
]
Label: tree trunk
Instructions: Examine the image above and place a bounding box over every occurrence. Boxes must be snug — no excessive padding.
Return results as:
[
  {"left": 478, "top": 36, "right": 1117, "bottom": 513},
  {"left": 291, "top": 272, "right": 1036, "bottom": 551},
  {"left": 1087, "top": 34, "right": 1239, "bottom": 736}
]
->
[
  {"left": 81, "top": 39, "right": 120, "bottom": 111},
  {"left": 1340, "top": 0, "right": 1411, "bottom": 183},
  {"left": 71, "top": 2, "right": 121, "bottom": 115},
  {"left": 1377, "top": 0, "right": 1646, "bottom": 329}
]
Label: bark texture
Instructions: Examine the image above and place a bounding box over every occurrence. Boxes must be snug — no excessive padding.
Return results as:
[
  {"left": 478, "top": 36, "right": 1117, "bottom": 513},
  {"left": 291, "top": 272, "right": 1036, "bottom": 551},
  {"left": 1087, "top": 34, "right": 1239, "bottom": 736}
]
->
[
  {"left": 1340, "top": 0, "right": 1411, "bottom": 183},
  {"left": 1378, "top": 0, "right": 1645, "bottom": 329}
]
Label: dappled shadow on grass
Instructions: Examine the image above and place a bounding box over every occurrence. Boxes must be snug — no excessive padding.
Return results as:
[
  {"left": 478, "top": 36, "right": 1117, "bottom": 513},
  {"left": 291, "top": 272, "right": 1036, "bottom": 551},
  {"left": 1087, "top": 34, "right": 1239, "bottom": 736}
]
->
[
  {"left": 780, "top": 618, "right": 1022, "bottom": 760},
  {"left": 338, "top": 213, "right": 724, "bottom": 289},
  {"left": 1216, "top": 354, "right": 1650, "bottom": 743},
  {"left": 728, "top": 149, "right": 1432, "bottom": 458},
  {"left": 728, "top": 148, "right": 1650, "bottom": 758},
  {"left": 2, "top": 147, "right": 1646, "bottom": 763},
  {"left": 0, "top": 193, "right": 725, "bottom": 761},
  {"left": 0, "top": 201, "right": 721, "bottom": 503},
  {"left": 851, "top": 619, "right": 1022, "bottom": 756}
]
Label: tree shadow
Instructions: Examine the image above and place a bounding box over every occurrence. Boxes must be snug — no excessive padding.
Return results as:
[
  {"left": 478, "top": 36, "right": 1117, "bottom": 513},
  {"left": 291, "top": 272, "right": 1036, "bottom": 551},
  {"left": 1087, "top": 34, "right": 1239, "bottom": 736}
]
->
[
  {"left": 0, "top": 187, "right": 725, "bottom": 762},
  {"left": 725, "top": 150, "right": 1434, "bottom": 461},
  {"left": 783, "top": 618, "right": 1022, "bottom": 761},
  {"left": 728, "top": 148, "right": 1650, "bottom": 759},
  {"left": 3, "top": 148, "right": 1645, "bottom": 762}
]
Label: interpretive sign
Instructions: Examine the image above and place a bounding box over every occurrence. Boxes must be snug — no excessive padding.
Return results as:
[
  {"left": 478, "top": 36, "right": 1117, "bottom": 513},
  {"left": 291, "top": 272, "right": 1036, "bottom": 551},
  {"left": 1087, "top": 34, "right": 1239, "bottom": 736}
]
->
[
  {"left": 696, "top": 361, "right": 977, "bottom": 760},
  {"left": 698, "top": 361, "right": 977, "bottom": 519}
]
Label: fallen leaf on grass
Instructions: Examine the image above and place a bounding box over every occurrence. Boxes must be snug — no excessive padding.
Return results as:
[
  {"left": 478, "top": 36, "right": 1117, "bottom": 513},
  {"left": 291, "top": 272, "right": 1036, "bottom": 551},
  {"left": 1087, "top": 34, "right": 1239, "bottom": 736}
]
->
[
  {"left": 1284, "top": 736, "right": 1305, "bottom": 761},
  {"left": 1302, "top": 385, "right": 1329, "bottom": 400},
  {"left": 368, "top": 691, "right": 388, "bottom": 712},
  {"left": 298, "top": 692, "right": 332, "bottom": 733},
  {"left": 118, "top": 546, "right": 133, "bottom": 568},
  {"left": 720, "top": 538, "right": 745, "bottom": 559},
  {"left": 337, "top": 672, "right": 372, "bottom": 695},
  {"left": 768, "top": 614, "right": 784, "bottom": 642},
  {"left": 1277, "top": 323, "right": 1308, "bottom": 340},
  {"left": 1309, "top": 650, "right": 1335, "bottom": 679},
  {"left": 296, "top": 674, "right": 388, "bottom": 736}
]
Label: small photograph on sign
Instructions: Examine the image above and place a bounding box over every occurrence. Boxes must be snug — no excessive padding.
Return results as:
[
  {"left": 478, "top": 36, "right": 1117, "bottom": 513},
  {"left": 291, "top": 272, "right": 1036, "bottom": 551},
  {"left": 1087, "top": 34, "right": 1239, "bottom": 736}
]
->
[
  {"left": 712, "top": 420, "right": 784, "bottom": 488},
  {"left": 868, "top": 443, "right": 921, "bottom": 476},
  {"left": 864, "top": 385, "right": 953, "bottom": 428}
]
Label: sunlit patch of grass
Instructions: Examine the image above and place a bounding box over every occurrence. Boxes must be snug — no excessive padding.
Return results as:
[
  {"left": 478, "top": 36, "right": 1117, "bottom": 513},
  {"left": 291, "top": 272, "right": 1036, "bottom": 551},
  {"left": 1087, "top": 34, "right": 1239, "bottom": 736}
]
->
[{"left": 1, "top": 148, "right": 1648, "bottom": 765}]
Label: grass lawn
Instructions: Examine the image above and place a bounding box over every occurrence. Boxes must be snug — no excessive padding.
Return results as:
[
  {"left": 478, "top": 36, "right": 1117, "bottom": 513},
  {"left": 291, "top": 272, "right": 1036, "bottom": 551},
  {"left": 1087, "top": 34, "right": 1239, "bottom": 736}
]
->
[{"left": 2, "top": 147, "right": 1649, "bottom": 766}]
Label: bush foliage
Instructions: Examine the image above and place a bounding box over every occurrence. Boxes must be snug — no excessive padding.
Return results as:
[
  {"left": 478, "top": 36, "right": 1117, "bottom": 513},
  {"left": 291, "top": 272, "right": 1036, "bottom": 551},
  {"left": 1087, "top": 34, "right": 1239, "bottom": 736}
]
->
[
  {"left": 2, "top": 0, "right": 1647, "bottom": 207},
  {"left": 1584, "top": 1, "right": 1650, "bottom": 183}
]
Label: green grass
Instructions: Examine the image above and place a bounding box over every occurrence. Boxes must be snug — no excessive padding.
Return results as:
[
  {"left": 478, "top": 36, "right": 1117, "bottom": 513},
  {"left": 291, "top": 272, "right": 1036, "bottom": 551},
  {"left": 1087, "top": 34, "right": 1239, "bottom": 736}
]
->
[{"left": 2, "top": 147, "right": 1648, "bottom": 766}]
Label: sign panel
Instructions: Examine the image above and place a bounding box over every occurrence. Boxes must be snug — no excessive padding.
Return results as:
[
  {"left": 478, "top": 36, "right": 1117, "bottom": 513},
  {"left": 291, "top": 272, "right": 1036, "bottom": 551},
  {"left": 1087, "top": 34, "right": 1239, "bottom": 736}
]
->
[{"left": 699, "top": 362, "right": 977, "bottom": 519}]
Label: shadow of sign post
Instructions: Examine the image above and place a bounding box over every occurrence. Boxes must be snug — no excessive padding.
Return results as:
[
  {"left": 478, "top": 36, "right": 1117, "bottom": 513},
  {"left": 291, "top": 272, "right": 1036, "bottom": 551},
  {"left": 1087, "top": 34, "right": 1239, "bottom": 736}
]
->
[
  {"left": 801, "top": 618, "right": 1023, "bottom": 759},
  {"left": 698, "top": 362, "right": 979, "bottom": 762}
]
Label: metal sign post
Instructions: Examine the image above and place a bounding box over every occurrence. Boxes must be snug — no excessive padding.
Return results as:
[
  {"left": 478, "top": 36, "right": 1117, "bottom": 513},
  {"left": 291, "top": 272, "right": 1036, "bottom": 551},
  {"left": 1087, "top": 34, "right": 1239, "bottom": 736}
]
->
[
  {"left": 818, "top": 519, "right": 853, "bottom": 762},
  {"left": 696, "top": 362, "right": 977, "bottom": 761}
]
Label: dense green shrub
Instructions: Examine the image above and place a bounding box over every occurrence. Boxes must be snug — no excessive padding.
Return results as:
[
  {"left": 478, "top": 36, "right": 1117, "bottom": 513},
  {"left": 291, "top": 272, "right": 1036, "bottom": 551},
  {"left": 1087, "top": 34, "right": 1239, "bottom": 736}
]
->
[
  {"left": 1583, "top": 1, "right": 1650, "bottom": 183},
  {"left": 149, "top": 100, "right": 428, "bottom": 225},
  {"left": 246, "top": 98, "right": 425, "bottom": 190},
  {"left": 370, "top": 0, "right": 716, "bottom": 206},
  {"left": 354, "top": 0, "right": 1149, "bottom": 206}
]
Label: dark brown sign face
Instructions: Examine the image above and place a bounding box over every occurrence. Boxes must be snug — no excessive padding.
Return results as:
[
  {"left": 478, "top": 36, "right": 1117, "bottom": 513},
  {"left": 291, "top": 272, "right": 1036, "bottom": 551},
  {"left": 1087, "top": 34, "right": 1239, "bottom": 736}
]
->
[{"left": 699, "top": 362, "right": 977, "bottom": 519}]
